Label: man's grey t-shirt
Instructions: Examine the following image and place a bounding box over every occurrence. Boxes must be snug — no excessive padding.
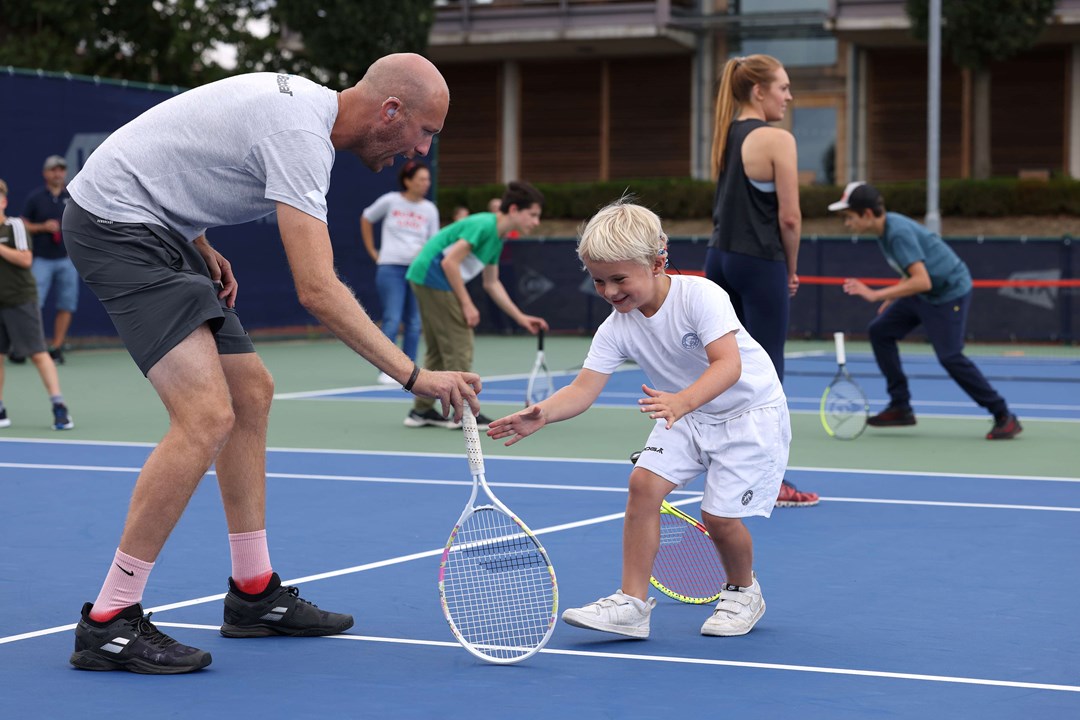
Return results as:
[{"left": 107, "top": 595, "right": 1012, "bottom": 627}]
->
[{"left": 69, "top": 73, "right": 338, "bottom": 242}]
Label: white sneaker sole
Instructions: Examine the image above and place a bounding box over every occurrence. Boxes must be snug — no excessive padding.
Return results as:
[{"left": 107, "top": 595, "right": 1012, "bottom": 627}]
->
[
  {"left": 561, "top": 609, "right": 649, "bottom": 639},
  {"left": 700, "top": 599, "right": 765, "bottom": 637}
]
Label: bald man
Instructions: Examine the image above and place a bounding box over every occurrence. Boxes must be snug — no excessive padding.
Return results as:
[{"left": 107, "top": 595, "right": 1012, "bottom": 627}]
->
[{"left": 62, "top": 54, "right": 479, "bottom": 674}]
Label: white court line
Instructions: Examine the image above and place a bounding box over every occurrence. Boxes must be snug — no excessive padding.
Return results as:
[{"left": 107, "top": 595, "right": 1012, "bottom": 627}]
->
[
  {"left": 142, "top": 623, "right": 1080, "bottom": 694},
  {"left": 2, "top": 459, "right": 1080, "bottom": 487},
  {"left": 1, "top": 438, "right": 1078, "bottom": 483},
  {"left": 4, "top": 462, "right": 1080, "bottom": 506}
]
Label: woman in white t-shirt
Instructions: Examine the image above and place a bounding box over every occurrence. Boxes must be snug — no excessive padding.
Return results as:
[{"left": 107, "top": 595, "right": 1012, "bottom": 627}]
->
[
  {"left": 361, "top": 161, "right": 441, "bottom": 384},
  {"left": 487, "top": 200, "right": 790, "bottom": 641}
]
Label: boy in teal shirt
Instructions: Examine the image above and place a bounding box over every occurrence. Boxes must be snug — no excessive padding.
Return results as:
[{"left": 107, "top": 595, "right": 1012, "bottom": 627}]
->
[
  {"left": 405, "top": 181, "right": 549, "bottom": 429},
  {"left": 829, "top": 182, "right": 1020, "bottom": 440}
]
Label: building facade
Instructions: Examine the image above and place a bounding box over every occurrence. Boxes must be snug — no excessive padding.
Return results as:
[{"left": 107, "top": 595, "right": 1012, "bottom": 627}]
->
[{"left": 427, "top": 0, "right": 1080, "bottom": 186}]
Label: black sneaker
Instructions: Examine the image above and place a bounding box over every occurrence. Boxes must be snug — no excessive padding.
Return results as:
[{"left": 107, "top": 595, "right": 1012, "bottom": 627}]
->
[
  {"left": 70, "top": 602, "right": 212, "bottom": 674},
  {"left": 220, "top": 572, "right": 354, "bottom": 638},
  {"left": 403, "top": 408, "right": 461, "bottom": 429},
  {"left": 630, "top": 450, "right": 641, "bottom": 464},
  {"left": 49, "top": 346, "right": 65, "bottom": 364},
  {"left": 987, "top": 413, "right": 1022, "bottom": 440},
  {"left": 867, "top": 404, "right": 916, "bottom": 427},
  {"left": 0, "top": 408, "right": 9, "bottom": 429},
  {"left": 53, "top": 403, "right": 74, "bottom": 430},
  {"left": 8, "top": 353, "right": 26, "bottom": 365}
]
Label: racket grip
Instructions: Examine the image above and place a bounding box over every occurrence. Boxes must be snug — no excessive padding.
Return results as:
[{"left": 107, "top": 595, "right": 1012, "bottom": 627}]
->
[
  {"left": 833, "top": 331, "right": 847, "bottom": 366},
  {"left": 462, "top": 407, "right": 486, "bottom": 475},
  {"left": 537, "top": 328, "right": 544, "bottom": 351}
]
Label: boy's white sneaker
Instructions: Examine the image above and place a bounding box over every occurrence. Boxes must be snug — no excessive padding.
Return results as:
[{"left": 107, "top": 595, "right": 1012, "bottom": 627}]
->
[
  {"left": 700, "top": 575, "right": 765, "bottom": 637},
  {"left": 561, "top": 590, "right": 655, "bottom": 638}
]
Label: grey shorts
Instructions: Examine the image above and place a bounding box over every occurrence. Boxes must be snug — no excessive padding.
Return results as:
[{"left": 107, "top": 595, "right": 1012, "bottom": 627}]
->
[
  {"left": 62, "top": 200, "right": 255, "bottom": 376},
  {"left": 0, "top": 301, "right": 49, "bottom": 357}
]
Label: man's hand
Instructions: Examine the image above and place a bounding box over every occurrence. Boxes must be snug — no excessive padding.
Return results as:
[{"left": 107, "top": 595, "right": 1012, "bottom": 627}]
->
[
  {"left": 788, "top": 272, "right": 799, "bottom": 297},
  {"left": 194, "top": 236, "right": 238, "bottom": 307},
  {"left": 410, "top": 369, "right": 482, "bottom": 422},
  {"left": 842, "top": 278, "right": 876, "bottom": 303},
  {"left": 463, "top": 302, "right": 480, "bottom": 328},
  {"left": 519, "top": 315, "right": 549, "bottom": 334}
]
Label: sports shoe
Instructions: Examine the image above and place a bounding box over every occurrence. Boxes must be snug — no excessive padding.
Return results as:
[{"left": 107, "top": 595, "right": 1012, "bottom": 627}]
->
[
  {"left": 630, "top": 450, "right": 641, "bottom": 464},
  {"left": 700, "top": 575, "right": 765, "bottom": 637},
  {"left": 49, "top": 346, "right": 65, "bottom": 364},
  {"left": 775, "top": 479, "right": 819, "bottom": 508},
  {"left": 403, "top": 408, "right": 461, "bottom": 429},
  {"left": 0, "top": 408, "right": 9, "bottom": 429},
  {"left": 52, "top": 403, "right": 74, "bottom": 430},
  {"left": 561, "top": 590, "right": 655, "bottom": 638},
  {"left": 867, "top": 404, "right": 916, "bottom": 427},
  {"left": 220, "top": 572, "right": 354, "bottom": 637},
  {"left": 8, "top": 353, "right": 26, "bottom": 365},
  {"left": 987, "top": 413, "right": 1022, "bottom": 440},
  {"left": 376, "top": 371, "right": 396, "bottom": 385},
  {"left": 70, "top": 602, "right": 212, "bottom": 674}
]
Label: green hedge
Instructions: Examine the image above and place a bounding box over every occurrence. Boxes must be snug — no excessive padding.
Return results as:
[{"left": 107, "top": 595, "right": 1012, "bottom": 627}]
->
[{"left": 437, "top": 177, "right": 1080, "bottom": 221}]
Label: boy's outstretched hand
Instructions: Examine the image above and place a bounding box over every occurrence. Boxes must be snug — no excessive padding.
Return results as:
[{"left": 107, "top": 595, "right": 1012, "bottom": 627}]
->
[{"left": 487, "top": 405, "right": 546, "bottom": 446}]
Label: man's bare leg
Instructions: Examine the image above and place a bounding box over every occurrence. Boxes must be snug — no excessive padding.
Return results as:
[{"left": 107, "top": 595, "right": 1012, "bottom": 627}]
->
[
  {"left": 117, "top": 326, "right": 236, "bottom": 561},
  {"left": 215, "top": 352, "right": 275, "bottom": 533}
]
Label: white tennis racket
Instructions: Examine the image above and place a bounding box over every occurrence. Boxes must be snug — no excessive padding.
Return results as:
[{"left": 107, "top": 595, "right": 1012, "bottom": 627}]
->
[
  {"left": 438, "top": 408, "right": 558, "bottom": 664},
  {"left": 820, "top": 332, "right": 869, "bottom": 440},
  {"left": 525, "top": 329, "right": 554, "bottom": 407}
]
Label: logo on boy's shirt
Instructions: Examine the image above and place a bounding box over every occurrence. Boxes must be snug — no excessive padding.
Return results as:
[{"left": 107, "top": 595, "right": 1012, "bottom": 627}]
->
[
  {"left": 681, "top": 332, "right": 701, "bottom": 350},
  {"left": 643, "top": 446, "right": 664, "bottom": 455},
  {"left": 277, "top": 74, "right": 293, "bottom": 96}
]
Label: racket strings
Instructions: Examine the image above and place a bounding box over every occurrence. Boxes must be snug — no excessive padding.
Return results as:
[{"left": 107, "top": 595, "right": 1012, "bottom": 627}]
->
[
  {"left": 651, "top": 513, "right": 726, "bottom": 603},
  {"left": 823, "top": 379, "right": 869, "bottom": 439},
  {"left": 442, "top": 507, "right": 555, "bottom": 659}
]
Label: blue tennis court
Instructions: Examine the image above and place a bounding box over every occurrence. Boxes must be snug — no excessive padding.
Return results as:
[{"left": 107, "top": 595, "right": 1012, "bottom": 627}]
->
[{"left": 1, "top": 339, "right": 1078, "bottom": 718}]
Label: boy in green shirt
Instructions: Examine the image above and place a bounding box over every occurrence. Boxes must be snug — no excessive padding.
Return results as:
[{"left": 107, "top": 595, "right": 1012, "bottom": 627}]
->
[{"left": 405, "top": 181, "right": 549, "bottom": 429}]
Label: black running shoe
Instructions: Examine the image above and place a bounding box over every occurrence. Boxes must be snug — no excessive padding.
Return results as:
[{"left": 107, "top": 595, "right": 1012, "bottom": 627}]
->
[
  {"left": 70, "top": 602, "right": 211, "bottom": 674},
  {"left": 220, "top": 573, "right": 354, "bottom": 638}
]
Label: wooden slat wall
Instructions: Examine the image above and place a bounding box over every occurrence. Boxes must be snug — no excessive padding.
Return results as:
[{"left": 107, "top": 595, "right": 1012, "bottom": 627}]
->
[
  {"left": 608, "top": 56, "right": 692, "bottom": 179},
  {"left": 866, "top": 48, "right": 964, "bottom": 182},
  {"left": 520, "top": 60, "right": 603, "bottom": 182},
  {"left": 989, "top": 46, "right": 1066, "bottom": 176},
  {"left": 437, "top": 63, "right": 501, "bottom": 186}
]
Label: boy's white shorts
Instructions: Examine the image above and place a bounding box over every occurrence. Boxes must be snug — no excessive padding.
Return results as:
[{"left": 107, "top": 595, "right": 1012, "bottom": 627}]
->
[{"left": 633, "top": 403, "right": 791, "bottom": 518}]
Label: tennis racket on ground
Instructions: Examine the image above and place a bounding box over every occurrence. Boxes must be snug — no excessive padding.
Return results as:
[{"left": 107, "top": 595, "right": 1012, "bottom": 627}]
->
[
  {"left": 650, "top": 501, "right": 726, "bottom": 604},
  {"left": 820, "top": 331, "right": 869, "bottom": 440},
  {"left": 438, "top": 408, "right": 558, "bottom": 664},
  {"left": 525, "top": 329, "right": 554, "bottom": 407},
  {"left": 629, "top": 452, "right": 726, "bottom": 604}
]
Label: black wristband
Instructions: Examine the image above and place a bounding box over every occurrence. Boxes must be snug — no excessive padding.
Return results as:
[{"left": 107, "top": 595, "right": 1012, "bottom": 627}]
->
[{"left": 402, "top": 364, "right": 420, "bottom": 393}]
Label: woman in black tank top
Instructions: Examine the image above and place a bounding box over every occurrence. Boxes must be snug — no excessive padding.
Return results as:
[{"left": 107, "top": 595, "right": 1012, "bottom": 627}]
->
[{"left": 704, "top": 54, "right": 817, "bottom": 508}]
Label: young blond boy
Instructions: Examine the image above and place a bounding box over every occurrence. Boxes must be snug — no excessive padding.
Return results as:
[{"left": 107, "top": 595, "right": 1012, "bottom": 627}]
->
[{"left": 488, "top": 200, "right": 790, "bottom": 638}]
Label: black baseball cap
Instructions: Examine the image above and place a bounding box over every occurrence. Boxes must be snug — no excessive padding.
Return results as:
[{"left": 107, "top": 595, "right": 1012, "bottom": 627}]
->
[{"left": 828, "top": 181, "right": 882, "bottom": 213}]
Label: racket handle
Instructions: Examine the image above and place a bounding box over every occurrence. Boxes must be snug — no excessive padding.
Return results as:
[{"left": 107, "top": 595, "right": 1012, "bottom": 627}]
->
[
  {"left": 461, "top": 407, "right": 486, "bottom": 475},
  {"left": 833, "top": 331, "right": 847, "bottom": 366},
  {"left": 537, "top": 328, "right": 544, "bottom": 351}
]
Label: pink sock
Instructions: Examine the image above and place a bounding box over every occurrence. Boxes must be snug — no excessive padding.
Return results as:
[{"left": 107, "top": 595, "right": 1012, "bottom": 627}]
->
[
  {"left": 229, "top": 529, "right": 273, "bottom": 595},
  {"left": 89, "top": 549, "right": 154, "bottom": 622}
]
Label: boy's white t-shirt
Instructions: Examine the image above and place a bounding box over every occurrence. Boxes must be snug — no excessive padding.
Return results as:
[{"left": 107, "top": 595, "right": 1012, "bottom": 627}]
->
[
  {"left": 583, "top": 274, "right": 785, "bottom": 421},
  {"left": 361, "top": 192, "right": 441, "bottom": 266},
  {"left": 69, "top": 73, "right": 338, "bottom": 242}
]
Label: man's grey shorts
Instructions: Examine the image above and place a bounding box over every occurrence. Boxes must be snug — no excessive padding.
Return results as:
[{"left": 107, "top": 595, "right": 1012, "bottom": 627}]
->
[{"left": 62, "top": 200, "right": 255, "bottom": 376}]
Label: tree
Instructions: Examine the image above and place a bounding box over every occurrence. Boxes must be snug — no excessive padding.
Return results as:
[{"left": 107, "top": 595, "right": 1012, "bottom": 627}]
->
[
  {"left": 0, "top": 0, "right": 436, "bottom": 90},
  {"left": 235, "top": 0, "right": 437, "bottom": 90},
  {"left": 0, "top": 0, "right": 263, "bottom": 86},
  {"left": 905, "top": 0, "right": 1055, "bottom": 178}
]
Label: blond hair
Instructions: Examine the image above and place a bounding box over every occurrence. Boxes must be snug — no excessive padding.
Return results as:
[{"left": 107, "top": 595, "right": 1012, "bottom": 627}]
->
[
  {"left": 710, "top": 54, "right": 784, "bottom": 179},
  {"left": 577, "top": 199, "right": 667, "bottom": 269},
  {"left": 0, "top": 179, "right": 7, "bottom": 197}
]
